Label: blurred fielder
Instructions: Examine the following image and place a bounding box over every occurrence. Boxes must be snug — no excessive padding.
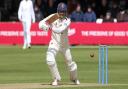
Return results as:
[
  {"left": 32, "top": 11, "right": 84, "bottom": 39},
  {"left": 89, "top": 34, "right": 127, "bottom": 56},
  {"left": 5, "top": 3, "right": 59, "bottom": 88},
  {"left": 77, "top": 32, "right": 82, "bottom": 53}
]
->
[
  {"left": 18, "top": 0, "right": 35, "bottom": 49},
  {"left": 39, "top": 2, "right": 80, "bottom": 85}
]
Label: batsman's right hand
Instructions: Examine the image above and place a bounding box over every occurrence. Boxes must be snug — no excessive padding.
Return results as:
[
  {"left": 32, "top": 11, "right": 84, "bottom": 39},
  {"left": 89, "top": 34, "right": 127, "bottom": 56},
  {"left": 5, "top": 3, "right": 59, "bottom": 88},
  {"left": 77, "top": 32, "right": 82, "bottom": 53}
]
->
[{"left": 39, "top": 21, "right": 49, "bottom": 31}]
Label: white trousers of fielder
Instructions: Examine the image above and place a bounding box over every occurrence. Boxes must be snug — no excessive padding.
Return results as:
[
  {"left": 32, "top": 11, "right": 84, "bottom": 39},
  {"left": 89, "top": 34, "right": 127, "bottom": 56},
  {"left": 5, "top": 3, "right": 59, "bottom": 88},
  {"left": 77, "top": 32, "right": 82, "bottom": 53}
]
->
[{"left": 22, "top": 21, "right": 31, "bottom": 48}]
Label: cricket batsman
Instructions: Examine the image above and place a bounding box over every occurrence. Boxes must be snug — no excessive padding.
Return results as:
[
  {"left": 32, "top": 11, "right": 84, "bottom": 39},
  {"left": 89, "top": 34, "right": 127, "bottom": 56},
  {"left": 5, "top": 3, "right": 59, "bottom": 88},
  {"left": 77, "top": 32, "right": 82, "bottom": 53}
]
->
[{"left": 38, "top": 2, "right": 80, "bottom": 86}]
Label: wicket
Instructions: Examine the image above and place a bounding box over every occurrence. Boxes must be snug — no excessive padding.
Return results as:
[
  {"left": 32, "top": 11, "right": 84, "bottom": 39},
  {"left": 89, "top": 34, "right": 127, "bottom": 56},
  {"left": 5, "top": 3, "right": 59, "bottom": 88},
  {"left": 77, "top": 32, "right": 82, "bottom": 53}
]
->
[{"left": 98, "top": 45, "right": 108, "bottom": 84}]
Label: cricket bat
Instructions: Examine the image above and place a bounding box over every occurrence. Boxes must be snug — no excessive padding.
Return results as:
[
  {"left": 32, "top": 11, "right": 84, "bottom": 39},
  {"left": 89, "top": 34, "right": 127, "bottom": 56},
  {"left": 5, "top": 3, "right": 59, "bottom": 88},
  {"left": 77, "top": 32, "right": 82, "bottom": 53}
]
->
[{"left": 46, "top": 13, "right": 60, "bottom": 24}]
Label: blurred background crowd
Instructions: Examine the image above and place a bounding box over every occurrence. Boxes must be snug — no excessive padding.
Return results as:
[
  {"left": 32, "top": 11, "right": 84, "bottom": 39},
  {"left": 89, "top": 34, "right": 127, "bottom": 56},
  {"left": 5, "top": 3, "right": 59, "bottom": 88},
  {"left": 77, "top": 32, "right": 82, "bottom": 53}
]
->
[{"left": 0, "top": 0, "right": 128, "bottom": 22}]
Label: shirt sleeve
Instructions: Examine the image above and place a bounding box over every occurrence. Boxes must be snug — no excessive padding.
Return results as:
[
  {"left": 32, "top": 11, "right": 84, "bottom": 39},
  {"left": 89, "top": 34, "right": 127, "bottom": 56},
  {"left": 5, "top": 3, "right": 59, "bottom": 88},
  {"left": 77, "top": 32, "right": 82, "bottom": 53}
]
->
[
  {"left": 38, "top": 14, "right": 55, "bottom": 31},
  {"left": 18, "top": 2, "right": 22, "bottom": 21},
  {"left": 52, "top": 18, "right": 71, "bottom": 33},
  {"left": 30, "top": 1, "right": 35, "bottom": 23}
]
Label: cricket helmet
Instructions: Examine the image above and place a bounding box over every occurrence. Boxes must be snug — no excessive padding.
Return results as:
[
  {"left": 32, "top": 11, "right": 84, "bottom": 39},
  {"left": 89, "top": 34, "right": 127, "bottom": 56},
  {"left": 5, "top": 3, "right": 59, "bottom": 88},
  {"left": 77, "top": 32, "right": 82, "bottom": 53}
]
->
[{"left": 57, "top": 2, "right": 67, "bottom": 13}]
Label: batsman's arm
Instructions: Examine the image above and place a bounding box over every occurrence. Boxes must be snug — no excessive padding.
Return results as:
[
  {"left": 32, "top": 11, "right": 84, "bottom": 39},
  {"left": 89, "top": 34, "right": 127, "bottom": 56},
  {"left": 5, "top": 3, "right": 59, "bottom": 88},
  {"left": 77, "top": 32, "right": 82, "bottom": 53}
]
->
[
  {"left": 39, "top": 18, "right": 49, "bottom": 31},
  {"left": 39, "top": 14, "right": 56, "bottom": 31},
  {"left": 52, "top": 18, "right": 71, "bottom": 33}
]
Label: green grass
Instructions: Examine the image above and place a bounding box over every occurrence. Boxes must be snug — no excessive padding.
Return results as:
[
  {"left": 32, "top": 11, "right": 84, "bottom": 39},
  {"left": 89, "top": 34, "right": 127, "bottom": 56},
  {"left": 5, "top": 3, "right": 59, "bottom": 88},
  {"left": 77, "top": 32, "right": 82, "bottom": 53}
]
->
[{"left": 0, "top": 45, "right": 128, "bottom": 89}]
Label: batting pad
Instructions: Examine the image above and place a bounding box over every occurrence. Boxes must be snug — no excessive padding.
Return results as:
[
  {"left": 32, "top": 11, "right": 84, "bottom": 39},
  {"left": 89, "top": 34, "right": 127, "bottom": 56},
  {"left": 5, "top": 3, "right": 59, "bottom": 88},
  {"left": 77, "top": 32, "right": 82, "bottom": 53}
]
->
[{"left": 68, "top": 62, "right": 78, "bottom": 80}]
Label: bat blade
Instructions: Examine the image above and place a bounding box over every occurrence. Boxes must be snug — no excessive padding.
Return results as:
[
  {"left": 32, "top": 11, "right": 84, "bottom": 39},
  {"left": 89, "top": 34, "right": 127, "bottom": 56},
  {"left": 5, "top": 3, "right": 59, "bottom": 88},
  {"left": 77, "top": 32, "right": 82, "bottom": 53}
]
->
[{"left": 46, "top": 13, "right": 59, "bottom": 24}]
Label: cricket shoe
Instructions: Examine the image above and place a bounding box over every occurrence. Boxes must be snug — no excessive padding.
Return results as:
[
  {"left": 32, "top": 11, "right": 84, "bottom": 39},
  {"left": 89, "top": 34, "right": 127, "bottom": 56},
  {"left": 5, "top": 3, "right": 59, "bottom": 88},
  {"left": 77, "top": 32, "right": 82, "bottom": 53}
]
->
[
  {"left": 22, "top": 45, "right": 27, "bottom": 50},
  {"left": 51, "top": 79, "right": 59, "bottom": 86},
  {"left": 28, "top": 45, "right": 31, "bottom": 49},
  {"left": 27, "top": 44, "right": 31, "bottom": 49},
  {"left": 71, "top": 79, "right": 80, "bottom": 85}
]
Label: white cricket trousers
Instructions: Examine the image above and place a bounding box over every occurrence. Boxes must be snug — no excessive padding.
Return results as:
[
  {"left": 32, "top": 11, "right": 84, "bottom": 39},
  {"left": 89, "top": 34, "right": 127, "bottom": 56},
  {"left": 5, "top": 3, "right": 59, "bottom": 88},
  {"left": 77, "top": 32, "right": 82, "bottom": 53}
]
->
[
  {"left": 46, "top": 41, "right": 78, "bottom": 81},
  {"left": 22, "top": 21, "right": 31, "bottom": 46}
]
